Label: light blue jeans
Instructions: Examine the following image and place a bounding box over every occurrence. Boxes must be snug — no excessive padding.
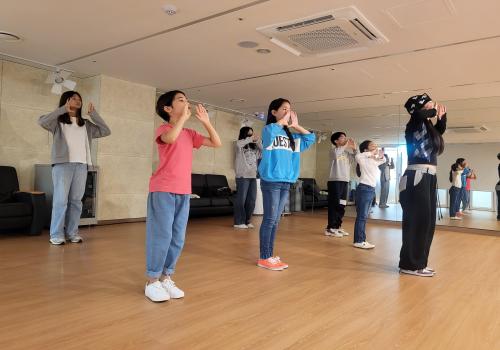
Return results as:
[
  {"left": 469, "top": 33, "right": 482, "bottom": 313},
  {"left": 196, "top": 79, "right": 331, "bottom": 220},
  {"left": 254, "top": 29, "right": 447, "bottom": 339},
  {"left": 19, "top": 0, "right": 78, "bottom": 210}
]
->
[
  {"left": 259, "top": 180, "right": 290, "bottom": 259},
  {"left": 146, "top": 192, "right": 190, "bottom": 278},
  {"left": 50, "top": 163, "right": 88, "bottom": 240}
]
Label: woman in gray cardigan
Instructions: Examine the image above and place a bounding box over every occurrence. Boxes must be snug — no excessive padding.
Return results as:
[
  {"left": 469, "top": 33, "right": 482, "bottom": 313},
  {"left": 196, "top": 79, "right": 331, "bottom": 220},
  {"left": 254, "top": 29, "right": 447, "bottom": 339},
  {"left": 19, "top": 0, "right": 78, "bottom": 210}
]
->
[
  {"left": 234, "top": 127, "right": 262, "bottom": 229},
  {"left": 38, "top": 91, "right": 111, "bottom": 245}
]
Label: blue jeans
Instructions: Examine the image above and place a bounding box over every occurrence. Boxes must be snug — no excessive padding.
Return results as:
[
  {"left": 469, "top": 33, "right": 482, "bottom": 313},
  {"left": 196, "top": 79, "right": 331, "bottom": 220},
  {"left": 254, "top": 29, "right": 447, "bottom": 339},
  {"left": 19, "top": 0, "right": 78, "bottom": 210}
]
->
[
  {"left": 449, "top": 186, "right": 461, "bottom": 217},
  {"left": 354, "top": 183, "right": 375, "bottom": 243},
  {"left": 259, "top": 180, "right": 290, "bottom": 259},
  {"left": 234, "top": 178, "right": 257, "bottom": 225},
  {"left": 146, "top": 192, "right": 190, "bottom": 278},
  {"left": 50, "top": 163, "right": 88, "bottom": 240},
  {"left": 461, "top": 188, "right": 469, "bottom": 211}
]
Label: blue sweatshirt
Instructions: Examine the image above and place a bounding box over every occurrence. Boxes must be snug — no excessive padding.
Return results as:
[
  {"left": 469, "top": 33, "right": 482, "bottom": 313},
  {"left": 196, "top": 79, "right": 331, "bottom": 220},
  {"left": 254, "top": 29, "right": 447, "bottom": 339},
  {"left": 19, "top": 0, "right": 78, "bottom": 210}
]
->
[{"left": 258, "top": 123, "right": 316, "bottom": 183}]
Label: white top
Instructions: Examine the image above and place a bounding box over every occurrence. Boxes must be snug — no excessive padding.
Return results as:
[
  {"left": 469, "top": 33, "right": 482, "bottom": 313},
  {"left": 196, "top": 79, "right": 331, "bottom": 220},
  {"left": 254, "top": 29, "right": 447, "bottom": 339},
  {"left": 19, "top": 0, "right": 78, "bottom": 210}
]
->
[
  {"left": 355, "top": 151, "right": 386, "bottom": 188},
  {"left": 451, "top": 170, "right": 463, "bottom": 188},
  {"left": 60, "top": 117, "right": 92, "bottom": 165}
]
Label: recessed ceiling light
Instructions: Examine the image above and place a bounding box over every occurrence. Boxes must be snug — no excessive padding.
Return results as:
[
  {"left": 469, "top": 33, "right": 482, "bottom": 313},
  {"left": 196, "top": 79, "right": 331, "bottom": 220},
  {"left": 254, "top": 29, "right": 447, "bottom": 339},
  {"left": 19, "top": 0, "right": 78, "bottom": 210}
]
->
[
  {"left": 0, "top": 31, "right": 21, "bottom": 42},
  {"left": 256, "top": 48, "right": 271, "bottom": 54},
  {"left": 238, "top": 41, "right": 258, "bottom": 48},
  {"left": 230, "top": 98, "right": 245, "bottom": 103}
]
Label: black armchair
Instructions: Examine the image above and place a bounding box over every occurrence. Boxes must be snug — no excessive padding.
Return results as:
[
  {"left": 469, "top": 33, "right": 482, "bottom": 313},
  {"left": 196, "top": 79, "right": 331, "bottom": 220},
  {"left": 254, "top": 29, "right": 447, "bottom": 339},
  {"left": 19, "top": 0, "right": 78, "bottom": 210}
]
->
[
  {"left": 0, "top": 166, "right": 46, "bottom": 235},
  {"left": 300, "top": 178, "right": 328, "bottom": 209}
]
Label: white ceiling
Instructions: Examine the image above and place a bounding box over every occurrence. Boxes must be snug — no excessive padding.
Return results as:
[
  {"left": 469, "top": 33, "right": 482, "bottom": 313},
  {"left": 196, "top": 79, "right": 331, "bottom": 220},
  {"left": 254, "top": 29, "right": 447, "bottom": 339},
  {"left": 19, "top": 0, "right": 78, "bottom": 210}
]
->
[{"left": 1, "top": 0, "right": 500, "bottom": 144}]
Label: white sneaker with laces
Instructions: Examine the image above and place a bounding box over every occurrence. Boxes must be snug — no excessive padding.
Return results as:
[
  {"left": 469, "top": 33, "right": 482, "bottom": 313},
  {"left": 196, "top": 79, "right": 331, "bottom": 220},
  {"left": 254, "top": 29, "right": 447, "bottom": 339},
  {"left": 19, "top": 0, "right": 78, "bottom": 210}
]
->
[
  {"left": 353, "top": 241, "right": 375, "bottom": 249},
  {"left": 145, "top": 281, "right": 170, "bottom": 302},
  {"left": 161, "top": 277, "right": 185, "bottom": 299},
  {"left": 324, "top": 228, "right": 343, "bottom": 237},
  {"left": 233, "top": 224, "right": 248, "bottom": 229},
  {"left": 450, "top": 216, "right": 462, "bottom": 220},
  {"left": 337, "top": 228, "right": 350, "bottom": 236},
  {"left": 49, "top": 238, "right": 65, "bottom": 245},
  {"left": 246, "top": 223, "right": 255, "bottom": 228}
]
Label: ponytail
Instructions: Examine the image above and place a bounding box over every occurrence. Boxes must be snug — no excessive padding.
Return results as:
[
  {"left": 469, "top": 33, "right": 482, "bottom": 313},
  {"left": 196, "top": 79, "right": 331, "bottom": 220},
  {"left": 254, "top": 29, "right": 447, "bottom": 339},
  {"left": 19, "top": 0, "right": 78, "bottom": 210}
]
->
[{"left": 283, "top": 126, "right": 296, "bottom": 151}]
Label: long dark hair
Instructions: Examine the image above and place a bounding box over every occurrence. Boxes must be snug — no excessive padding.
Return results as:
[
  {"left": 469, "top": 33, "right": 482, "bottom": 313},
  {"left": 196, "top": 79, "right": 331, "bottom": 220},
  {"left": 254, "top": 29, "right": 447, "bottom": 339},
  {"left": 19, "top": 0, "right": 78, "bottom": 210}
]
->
[
  {"left": 156, "top": 90, "right": 185, "bottom": 122},
  {"left": 238, "top": 126, "right": 256, "bottom": 150},
  {"left": 58, "top": 91, "right": 84, "bottom": 126},
  {"left": 266, "top": 98, "right": 295, "bottom": 151},
  {"left": 356, "top": 140, "right": 372, "bottom": 177},
  {"left": 449, "top": 162, "right": 460, "bottom": 182}
]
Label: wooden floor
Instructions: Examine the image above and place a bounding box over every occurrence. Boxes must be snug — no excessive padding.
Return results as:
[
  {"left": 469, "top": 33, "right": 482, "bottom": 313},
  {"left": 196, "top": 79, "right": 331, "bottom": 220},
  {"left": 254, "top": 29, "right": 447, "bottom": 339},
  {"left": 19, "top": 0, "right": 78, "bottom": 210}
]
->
[{"left": 0, "top": 214, "right": 499, "bottom": 350}]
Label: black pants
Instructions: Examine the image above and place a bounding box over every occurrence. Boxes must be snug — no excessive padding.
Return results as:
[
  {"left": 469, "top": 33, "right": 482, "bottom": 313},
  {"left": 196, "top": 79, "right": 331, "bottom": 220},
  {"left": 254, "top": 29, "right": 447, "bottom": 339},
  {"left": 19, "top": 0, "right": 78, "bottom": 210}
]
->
[
  {"left": 327, "top": 181, "right": 348, "bottom": 229},
  {"left": 399, "top": 170, "right": 437, "bottom": 270},
  {"left": 497, "top": 188, "right": 500, "bottom": 220}
]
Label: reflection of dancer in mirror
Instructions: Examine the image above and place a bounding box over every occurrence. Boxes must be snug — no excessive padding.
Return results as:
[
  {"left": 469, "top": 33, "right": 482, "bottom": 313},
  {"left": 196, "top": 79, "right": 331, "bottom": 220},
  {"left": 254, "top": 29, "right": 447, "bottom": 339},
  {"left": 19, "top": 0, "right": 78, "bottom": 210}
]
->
[
  {"left": 233, "top": 127, "right": 262, "bottom": 229},
  {"left": 38, "top": 91, "right": 111, "bottom": 245},
  {"left": 378, "top": 148, "right": 394, "bottom": 208},
  {"left": 257, "top": 98, "right": 315, "bottom": 271},
  {"left": 448, "top": 161, "right": 464, "bottom": 220},
  {"left": 399, "top": 93, "right": 446, "bottom": 277},
  {"left": 145, "top": 90, "right": 221, "bottom": 303},
  {"left": 325, "top": 132, "right": 357, "bottom": 238}
]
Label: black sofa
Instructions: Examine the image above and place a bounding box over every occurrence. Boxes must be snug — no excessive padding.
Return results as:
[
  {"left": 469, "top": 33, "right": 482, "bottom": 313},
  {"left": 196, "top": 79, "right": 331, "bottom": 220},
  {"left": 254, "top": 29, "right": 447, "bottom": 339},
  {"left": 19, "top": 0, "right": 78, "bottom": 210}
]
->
[
  {"left": 300, "top": 178, "right": 328, "bottom": 209},
  {"left": 190, "top": 174, "right": 234, "bottom": 217},
  {"left": 0, "top": 166, "right": 46, "bottom": 235}
]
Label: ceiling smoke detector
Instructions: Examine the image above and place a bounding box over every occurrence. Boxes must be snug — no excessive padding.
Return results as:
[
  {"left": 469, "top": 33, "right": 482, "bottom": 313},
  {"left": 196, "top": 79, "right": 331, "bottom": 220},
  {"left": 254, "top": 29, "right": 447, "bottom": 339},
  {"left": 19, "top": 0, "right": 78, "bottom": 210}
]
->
[{"left": 162, "top": 4, "right": 177, "bottom": 15}]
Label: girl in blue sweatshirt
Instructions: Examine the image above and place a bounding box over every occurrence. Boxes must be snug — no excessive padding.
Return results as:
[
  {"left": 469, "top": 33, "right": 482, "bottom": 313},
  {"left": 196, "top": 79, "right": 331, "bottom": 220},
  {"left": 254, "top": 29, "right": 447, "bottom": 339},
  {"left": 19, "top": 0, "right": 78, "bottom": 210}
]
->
[{"left": 257, "top": 98, "right": 315, "bottom": 271}]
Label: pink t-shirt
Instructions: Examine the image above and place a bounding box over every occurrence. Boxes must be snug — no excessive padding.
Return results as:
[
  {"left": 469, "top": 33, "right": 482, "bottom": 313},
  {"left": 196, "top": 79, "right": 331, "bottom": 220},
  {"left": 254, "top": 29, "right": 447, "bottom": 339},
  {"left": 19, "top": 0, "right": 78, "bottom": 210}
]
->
[
  {"left": 149, "top": 124, "right": 204, "bottom": 194},
  {"left": 465, "top": 177, "right": 472, "bottom": 191}
]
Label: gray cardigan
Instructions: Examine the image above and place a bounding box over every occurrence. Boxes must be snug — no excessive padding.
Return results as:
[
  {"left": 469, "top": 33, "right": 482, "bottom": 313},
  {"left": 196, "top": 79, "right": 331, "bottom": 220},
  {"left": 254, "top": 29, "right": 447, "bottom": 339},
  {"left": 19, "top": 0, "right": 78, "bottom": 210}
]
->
[
  {"left": 234, "top": 137, "right": 262, "bottom": 178},
  {"left": 38, "top": 106, "right": 111, "bottom": 165}
]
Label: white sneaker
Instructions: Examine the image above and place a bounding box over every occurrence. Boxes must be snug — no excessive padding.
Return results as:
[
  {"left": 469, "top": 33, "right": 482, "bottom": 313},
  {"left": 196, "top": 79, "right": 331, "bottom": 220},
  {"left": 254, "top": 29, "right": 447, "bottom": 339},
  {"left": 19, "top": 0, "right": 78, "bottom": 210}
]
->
[
  {"left": 161, "top": 277, "right": 185, "bottom": 299},
  {"left": 68, "top": 235, "right": 83, "bottom": 243},
  {"left": 463, "top": 209, "right": 472, "bottom": 213},
  {"left": 145, "top": 281, "right": 170, "bottom": 302},
  {"left": 49, "top": 238, "right": 65, "bottom": 245},
  {"left": 450, "top": 216, "right": 462, "bottom": 220},
  {"left": 337, "top": 228, "right": 350, "bottom": 236},
  {"left": 399, "top": 269, "right": 434, "bottom": 277},
  {"left": 324, "top": 228, "right": 343, "bottom": 237},
  {"left": 353, "top": 241, "right": 375, "bottom": 249},
  {"left": 233, "top": 224, "right": 248, "bottom": 229},
  {"left": 246, "top": 223, "right": 255, "bottom": 228}
]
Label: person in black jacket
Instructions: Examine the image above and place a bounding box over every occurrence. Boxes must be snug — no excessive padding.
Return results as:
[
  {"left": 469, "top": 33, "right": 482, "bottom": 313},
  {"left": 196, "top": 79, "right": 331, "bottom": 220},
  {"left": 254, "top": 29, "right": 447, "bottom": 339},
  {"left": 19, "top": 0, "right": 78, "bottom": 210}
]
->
[{"left": 399, "top": 93, "right": 447, "bottom": 277}]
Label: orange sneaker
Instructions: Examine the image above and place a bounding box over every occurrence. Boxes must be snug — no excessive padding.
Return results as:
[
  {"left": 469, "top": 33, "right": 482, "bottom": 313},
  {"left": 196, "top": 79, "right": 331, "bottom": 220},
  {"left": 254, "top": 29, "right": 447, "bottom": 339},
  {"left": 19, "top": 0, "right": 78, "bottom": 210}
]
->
[
  {"left": 257, "top": 257, "right": 285, "bottom": 271},
  {"left": 273, "top": 256, "right": 288, "bottom": 269}
]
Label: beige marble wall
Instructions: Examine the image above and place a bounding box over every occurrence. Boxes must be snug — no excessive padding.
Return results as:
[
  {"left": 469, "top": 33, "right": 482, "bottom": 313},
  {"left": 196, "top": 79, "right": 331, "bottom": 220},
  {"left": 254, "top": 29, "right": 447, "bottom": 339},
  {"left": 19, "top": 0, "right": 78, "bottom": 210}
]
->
[
  {"left": 96, "top": 76, "right": 156, "bottom": 220},
  {"left": 0, "top": 60, "right": 68, "bottom": 189},
  {"left": 315, "top": 141, "right": 332, "bottom": 189}
]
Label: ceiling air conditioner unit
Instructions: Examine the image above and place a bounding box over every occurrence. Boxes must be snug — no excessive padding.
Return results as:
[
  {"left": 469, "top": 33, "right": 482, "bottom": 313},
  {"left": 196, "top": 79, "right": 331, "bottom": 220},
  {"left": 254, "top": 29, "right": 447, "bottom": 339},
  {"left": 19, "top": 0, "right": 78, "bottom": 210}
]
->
[
  {"left": 257, "top": 6, "right": 388, "bottom": 57},
  {"left": 447, "top": 125, "right": 489, "bottom": 134}
]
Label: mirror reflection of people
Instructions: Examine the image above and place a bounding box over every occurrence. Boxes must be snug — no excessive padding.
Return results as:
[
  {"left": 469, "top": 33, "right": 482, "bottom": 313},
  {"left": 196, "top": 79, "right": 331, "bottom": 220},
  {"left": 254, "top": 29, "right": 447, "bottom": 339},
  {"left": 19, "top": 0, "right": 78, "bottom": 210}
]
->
[
  {"left": 399, "top": 93, "right": 446, "bottom": 277},
  {"left": 378, "top": 148, "right": 394, "bottom": 208},
  {"left": 233, "top": 127, "right": 262, "bottom": 229}
]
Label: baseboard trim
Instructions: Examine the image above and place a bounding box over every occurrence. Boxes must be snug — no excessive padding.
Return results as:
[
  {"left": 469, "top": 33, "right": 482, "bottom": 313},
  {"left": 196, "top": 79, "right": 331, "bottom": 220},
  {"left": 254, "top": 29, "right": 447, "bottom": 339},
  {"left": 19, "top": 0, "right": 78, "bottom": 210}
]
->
[{"left": 97, "top": 218, "right": 146, "bottom": 225}]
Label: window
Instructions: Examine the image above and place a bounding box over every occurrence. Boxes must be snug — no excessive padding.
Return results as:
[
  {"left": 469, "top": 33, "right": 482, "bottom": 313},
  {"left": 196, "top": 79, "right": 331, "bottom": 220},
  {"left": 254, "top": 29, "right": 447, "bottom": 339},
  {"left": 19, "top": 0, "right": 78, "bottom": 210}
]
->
[{"left": 471, "top": 191, "right": 493, "bottom": 210}]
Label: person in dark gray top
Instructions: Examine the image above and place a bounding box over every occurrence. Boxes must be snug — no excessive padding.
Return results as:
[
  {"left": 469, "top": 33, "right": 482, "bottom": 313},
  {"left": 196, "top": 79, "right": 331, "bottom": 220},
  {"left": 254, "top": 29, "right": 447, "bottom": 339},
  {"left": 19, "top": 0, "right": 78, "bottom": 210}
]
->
[
  {"left": 233, "top": 126, "right": 262, "bottom": 229},
  {"left": 38, "top": 91, "right": 110, "bottom": 245}
]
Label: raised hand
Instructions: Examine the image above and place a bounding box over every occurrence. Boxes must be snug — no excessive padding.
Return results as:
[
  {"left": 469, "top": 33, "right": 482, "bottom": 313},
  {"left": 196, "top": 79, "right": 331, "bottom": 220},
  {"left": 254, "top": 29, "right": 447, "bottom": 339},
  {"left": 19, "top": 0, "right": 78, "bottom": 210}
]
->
[
  {"left": 88, "top": 102, "right": 95, "bottom": 115},
  {"left": 347, "top": 138, "right": 356, "bottom": 150},
  {"left": 65, "top": 99, "right": 72, "bottom": 114},
  {"left": 289, "top": 111, "right": 299, "bottom": 128},
  {"left": 181, "top": 103, "right": 192, "bottom": 120},
  {"left": 195, "top": 104, "right": 209, "bottom": 124}
]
